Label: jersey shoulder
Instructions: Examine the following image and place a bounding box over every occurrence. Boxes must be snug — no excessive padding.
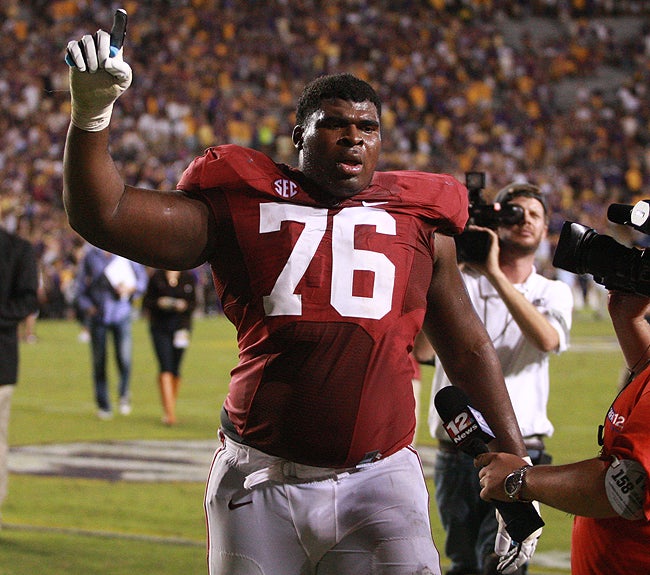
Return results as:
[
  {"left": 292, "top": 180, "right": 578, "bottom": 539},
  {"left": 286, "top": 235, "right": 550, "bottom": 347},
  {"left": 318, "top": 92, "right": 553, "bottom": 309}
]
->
[
  {"left": 177, "top": 144, "right": 287, "bottom": 194},
  {"left": 372, "top": 171, "right": 469, "bottom": 234}
]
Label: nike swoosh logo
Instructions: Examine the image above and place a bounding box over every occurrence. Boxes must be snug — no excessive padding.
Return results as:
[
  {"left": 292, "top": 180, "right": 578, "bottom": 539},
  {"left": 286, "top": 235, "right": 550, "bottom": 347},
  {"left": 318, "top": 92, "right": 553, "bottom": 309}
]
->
[
  {"left": 362, "top": 201, "right": 388, "bottom": 207},
  {"left": 228, "top": 499, "right": 253, "bottom": 510}
]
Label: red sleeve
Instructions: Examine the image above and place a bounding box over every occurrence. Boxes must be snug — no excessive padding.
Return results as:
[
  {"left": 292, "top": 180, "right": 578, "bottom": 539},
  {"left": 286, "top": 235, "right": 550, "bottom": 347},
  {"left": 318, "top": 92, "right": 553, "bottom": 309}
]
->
[
  {"left": 177, "top": 144, "right": 281, "bottom": 193},
  {"left": 372, "top": 171, "right": 469, "bottom": 235}
]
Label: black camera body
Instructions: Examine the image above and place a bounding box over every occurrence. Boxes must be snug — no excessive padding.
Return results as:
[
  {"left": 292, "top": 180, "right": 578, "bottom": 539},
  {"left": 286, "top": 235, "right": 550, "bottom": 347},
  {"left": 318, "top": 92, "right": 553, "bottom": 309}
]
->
[
  {"left": 553, "top": 200, "right": 650, "bottom": 297},
  {"left": 455, "top": 172, "right": 524, "bottom": 263}
]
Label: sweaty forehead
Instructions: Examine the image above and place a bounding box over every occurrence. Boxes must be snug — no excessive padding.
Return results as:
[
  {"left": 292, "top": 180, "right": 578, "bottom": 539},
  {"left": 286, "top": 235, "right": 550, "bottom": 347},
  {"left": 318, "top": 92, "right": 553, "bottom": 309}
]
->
[{"left": 312, "top": 98, "right": 379, "bottom": 120}]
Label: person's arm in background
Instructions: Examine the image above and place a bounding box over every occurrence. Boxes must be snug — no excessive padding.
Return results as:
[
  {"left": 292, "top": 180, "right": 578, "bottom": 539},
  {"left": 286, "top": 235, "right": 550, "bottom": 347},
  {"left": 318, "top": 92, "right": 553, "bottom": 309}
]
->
[
  {"left": 132, "top": 263, "right": 150, "bottom": 300},
  {"left": 72, "top": 253, "right": 97, "bottom": 319},
  {"left": 63, "top": 21, "right": 213, "bottom": 270},
  {"left": 422, "top": 234, "right": 527, "bottom": 457},
  {"left": 184, "top": 272, "right": 198, "bottom": 316},
  {"left": 608, "top": 290, "right": 650, "bottom": 373},
  {"left": 412, "top": 329, "right": 435, "bottom": 365}
]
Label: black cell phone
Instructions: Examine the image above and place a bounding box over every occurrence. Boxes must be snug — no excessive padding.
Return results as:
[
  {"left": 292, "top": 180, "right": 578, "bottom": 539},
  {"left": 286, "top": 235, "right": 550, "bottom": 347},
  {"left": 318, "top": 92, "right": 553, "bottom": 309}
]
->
[{"left": 110, "top": 9, "right": 128, "bottom": 52}]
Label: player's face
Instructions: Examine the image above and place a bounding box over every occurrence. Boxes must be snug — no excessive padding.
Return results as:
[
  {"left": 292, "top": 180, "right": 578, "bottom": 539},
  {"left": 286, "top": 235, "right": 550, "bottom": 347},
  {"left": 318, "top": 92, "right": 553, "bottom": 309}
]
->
[
  {"left": 498, "top": 196, "right": 547, "bottom": 254},
  {"left": 293, "top": 98, "right": 381, "bottom": 198}
]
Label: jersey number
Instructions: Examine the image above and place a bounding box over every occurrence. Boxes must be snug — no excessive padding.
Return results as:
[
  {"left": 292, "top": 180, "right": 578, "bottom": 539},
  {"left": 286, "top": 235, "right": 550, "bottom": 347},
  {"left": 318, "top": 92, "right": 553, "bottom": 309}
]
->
[{"left": 260, "top": 204, "right": 396, "bottom": 319}]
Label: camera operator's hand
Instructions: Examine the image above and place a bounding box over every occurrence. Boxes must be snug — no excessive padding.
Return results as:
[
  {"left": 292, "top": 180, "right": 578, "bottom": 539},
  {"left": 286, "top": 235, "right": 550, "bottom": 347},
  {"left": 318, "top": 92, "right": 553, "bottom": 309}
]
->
[
  {"left": 66, "top": 28, "right": 132, "bottom": 132},
  {"left": 608, "top": 290, "right": 650, "bottom": 323},
  {"left": 463, "top": 225, "right": 501, "bottom": 280}
]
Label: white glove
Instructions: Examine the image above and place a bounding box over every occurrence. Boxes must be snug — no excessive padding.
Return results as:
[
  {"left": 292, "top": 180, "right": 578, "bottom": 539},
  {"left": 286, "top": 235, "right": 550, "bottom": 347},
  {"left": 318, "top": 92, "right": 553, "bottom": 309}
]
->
[
  {"left": 494, "top": 500, "right": 542, "bottom": 574},
  {"left": 493, "top": 455, "right": 541, "bottom": 573},
  {"left": 67, "top": 29, "right": 132, "bottom": 132}
]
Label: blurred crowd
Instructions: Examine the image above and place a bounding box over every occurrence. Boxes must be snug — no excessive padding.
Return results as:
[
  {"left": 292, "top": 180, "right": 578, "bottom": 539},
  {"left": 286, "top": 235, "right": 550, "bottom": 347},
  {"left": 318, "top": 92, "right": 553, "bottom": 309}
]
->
[{"left": 2, "top": 0, "right": 650, "bottom": 322}]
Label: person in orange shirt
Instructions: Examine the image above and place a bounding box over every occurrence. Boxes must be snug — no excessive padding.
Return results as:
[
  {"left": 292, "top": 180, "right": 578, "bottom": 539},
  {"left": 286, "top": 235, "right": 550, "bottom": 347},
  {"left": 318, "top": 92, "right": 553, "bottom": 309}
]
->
[{"left": 477, "top": 290, "right": 650, "bottom": 575}]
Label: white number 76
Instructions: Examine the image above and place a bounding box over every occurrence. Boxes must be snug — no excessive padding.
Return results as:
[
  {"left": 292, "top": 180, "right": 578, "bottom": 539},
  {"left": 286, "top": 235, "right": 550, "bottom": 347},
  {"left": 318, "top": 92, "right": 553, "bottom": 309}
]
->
[{"left": 260, "top": 203, "right": 396, "bottom": 319}]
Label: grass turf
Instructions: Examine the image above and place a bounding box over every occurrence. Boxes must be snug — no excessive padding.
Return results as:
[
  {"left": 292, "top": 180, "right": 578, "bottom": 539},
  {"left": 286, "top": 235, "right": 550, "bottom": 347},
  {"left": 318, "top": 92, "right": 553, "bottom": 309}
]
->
[{"left": 1, "top": 310, "right": 622, "bottom": 574}]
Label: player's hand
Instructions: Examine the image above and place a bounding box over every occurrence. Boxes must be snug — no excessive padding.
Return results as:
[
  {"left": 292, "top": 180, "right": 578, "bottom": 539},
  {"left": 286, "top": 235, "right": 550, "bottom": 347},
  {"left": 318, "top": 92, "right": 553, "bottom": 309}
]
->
[
  {"left": 493, "top": 502, "right": 542, "bottom": 574},
  {"left": 66, "top": 28, "right": 132, "bottom": 131}
]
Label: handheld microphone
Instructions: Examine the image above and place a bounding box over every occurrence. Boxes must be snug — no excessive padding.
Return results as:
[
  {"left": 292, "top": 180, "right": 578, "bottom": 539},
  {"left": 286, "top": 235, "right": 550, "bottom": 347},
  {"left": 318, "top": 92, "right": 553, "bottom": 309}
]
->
[
  {"left": 434, "top": 386, "right": 545, "bottom": 542},
  {"left": 607, "top": 200, "right": 650, "bottom": 234}
]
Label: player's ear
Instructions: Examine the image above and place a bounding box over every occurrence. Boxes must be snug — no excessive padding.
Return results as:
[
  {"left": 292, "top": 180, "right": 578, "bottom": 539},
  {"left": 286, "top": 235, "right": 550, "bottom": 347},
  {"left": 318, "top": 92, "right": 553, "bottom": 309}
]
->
[{"left": 292, "top": 125, "right": 303, "bottom": 150}]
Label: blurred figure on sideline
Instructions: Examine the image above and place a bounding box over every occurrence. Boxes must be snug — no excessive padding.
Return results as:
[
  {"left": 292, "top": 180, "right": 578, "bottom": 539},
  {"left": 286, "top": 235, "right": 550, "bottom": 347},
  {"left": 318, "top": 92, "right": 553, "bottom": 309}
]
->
[
  {"left": 142, "top": 269, "right": 197, "bottom": 425},
  {"left": 477, "top": 289, "right": 650, "bottom": 575},
  {"left": 74, "top": 245, "right": 147, "bottom": 419},
  {"left": 0, "top": 224, "right": 38, "bottom": 524},
  {"left": 421, "top": 183, "right": 573, "bottom": 575}
]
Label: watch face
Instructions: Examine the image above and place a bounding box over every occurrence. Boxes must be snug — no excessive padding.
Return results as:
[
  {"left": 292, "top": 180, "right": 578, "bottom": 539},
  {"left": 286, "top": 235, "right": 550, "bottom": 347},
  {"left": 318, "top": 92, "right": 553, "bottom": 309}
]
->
[{"left": 505, "top": 471, "right": 521, "bottom": 498}]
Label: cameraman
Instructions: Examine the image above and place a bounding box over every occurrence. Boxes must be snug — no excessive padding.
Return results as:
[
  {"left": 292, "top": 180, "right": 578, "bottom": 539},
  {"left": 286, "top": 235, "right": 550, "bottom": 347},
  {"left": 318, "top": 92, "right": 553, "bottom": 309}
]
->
[
  {"left": 476, "top": 289, "right": 650, "bottom": 575},
  {"left": 424, "top": 183, "right": 574, "bottom": 575}
]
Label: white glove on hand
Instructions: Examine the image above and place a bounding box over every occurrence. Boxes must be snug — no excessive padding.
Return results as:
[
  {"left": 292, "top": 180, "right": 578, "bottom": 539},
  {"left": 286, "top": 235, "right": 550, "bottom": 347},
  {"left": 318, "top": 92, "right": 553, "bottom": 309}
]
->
[
  {"left": 494, "top": 500, "right": 542, "bottom": 574},
  {"left": 493, "top": 456, "right": 541, "bottom": 574},
  {"left": 67, "top": 29, "right": 132, "bottom": 132}
]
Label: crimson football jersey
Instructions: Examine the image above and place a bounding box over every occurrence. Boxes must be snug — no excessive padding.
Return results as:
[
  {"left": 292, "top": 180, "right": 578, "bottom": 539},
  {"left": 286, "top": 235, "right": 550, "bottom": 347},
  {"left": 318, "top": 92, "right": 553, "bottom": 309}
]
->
[{"left": 178, "top": 144, "right": 468, "bottom": 467}]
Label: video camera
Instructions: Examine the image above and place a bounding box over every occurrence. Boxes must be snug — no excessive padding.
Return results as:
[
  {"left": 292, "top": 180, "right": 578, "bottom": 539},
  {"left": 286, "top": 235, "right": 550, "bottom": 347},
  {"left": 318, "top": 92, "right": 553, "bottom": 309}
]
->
[
  {"left": 553, "top": 200, "right": 650, "bottom": 297},
  {"left": 455, "top": 172, "right": 525, "bottom": 263}
]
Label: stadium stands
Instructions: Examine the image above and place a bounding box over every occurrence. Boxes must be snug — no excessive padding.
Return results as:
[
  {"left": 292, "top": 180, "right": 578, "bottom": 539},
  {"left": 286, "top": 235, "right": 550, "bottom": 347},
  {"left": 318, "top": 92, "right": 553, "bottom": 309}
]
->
[{"left": 1, "top": 1, "right": 649, "bottom": 318}]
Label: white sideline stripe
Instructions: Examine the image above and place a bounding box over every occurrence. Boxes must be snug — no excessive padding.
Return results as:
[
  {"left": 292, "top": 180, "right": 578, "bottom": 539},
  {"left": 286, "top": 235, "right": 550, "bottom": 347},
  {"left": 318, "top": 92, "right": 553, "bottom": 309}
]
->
[{"left": 2, "top": 522, "right": 203, "bottom": 547}]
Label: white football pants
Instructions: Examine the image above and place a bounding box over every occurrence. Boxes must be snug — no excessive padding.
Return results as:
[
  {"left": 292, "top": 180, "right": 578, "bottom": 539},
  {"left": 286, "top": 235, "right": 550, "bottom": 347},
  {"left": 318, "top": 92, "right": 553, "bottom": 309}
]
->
[{"left": 205, "top": 433, "right": 441, "bottom": 575}]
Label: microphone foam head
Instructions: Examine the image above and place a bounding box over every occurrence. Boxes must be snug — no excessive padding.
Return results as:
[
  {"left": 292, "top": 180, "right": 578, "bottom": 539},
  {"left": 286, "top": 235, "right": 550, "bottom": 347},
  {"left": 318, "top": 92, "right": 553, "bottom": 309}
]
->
[{"left": 434, "top": 385, "right": 471, "bottom": 424}]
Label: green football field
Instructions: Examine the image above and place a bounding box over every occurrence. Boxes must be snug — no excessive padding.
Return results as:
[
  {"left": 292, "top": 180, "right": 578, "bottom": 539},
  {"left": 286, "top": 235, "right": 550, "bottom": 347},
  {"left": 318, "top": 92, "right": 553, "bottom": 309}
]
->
[{"left": 1, "top": 311, "right": 622, "bottom": 574}]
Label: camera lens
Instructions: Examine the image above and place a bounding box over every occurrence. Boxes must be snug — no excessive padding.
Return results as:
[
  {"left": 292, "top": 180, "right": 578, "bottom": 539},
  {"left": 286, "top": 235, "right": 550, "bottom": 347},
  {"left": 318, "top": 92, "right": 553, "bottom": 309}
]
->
[{"left": 553, "top": 221, "right": 650, "bottom": 296}]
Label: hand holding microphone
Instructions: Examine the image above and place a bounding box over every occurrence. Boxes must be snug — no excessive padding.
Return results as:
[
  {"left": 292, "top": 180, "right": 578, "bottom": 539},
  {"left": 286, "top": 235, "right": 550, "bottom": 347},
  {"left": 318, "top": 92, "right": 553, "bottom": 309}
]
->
[
  {"left": 66, "top": 9, "right": 131, "bottom": 132},
  {"left": 475, "top": 451, "right": 544, "bottom": 574},
  {"left": 434, "top": 386, "right": 544, "bottom": 573}
]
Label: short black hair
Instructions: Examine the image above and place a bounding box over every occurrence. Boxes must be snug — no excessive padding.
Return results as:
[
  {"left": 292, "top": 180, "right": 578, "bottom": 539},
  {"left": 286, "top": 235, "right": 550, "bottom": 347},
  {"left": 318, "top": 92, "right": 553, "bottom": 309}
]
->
[{"left": 295, "top": 73, "right": 381, "bottom": 125}]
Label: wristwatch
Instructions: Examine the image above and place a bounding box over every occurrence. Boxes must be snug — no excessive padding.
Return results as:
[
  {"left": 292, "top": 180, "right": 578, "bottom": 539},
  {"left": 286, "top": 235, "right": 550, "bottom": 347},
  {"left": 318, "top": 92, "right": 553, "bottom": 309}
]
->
[{"left": 504, "top": 465, "right": 532, "bottom": 501}]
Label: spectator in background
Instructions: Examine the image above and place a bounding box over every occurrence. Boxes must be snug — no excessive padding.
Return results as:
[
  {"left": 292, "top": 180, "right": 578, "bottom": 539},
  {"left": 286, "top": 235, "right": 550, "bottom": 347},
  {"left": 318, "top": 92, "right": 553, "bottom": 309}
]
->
[
  {"left": 5, "top": 4, "right": 650, "bottom": 308},
  {"left": 142, "top": 269, "right": 197, "bottom": 426},
  {"left": 0, "top": 222, "right": 38, "bottom": 525},
  {"left": 74, "top": 245, "right": 147, "bottom": 420},
  {"left": 420, "top": 183, "right": 573, "bottom": 574}
]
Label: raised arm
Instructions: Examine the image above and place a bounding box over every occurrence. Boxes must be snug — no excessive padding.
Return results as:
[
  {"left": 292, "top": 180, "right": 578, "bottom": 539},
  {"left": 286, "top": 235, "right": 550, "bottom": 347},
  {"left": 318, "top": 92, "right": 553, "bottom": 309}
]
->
[
  {"left": 422, "top": 234, "right": 527, "bottom": 457},
  {"left": 63, "top": 17, "right": 212, "bottom": 270},
  {"left": 608, "top": 290, "right": 650, "bottom": 373}
]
